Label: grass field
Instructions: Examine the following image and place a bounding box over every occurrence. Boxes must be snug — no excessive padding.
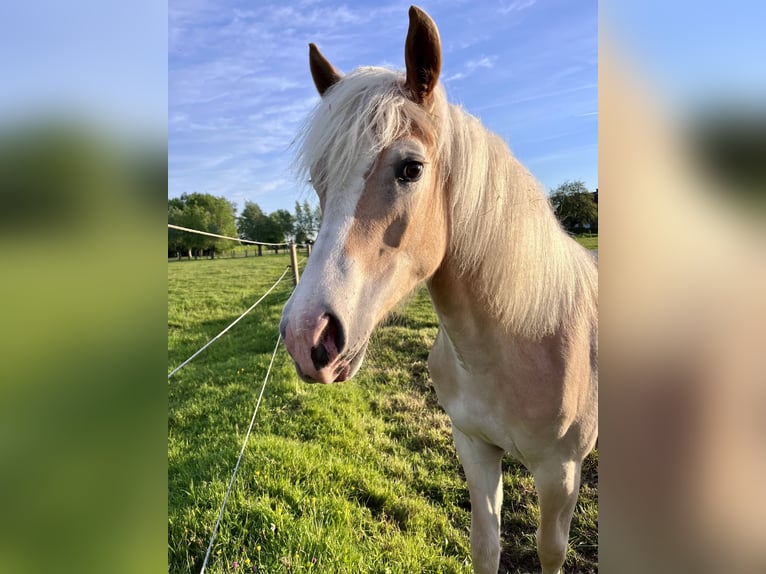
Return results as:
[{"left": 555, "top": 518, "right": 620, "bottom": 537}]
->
[
  {"left": 168, "top": 254, "right": 598, "bottom": 573},
  {"left": 573, "top": 234, "right": 598, "bottom": 251}
]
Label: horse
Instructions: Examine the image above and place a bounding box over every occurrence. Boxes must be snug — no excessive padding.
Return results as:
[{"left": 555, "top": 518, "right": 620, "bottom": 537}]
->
[{"left": 279, "top": 6, "right": 598, "bottom": 573}]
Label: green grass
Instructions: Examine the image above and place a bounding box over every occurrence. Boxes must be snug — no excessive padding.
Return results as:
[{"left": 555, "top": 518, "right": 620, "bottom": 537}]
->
[
  {"left": 572, "top": 233, "right": 598, "bottom": 250},
  {"left": 168, "top": 255, "right": 598, "bottom": 573}
]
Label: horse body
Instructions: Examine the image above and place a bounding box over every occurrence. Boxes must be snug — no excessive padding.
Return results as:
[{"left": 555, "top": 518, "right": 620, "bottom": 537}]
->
[
  {"left": 425, "top": 209, "right": 597, "bottom": 574},
  {"left": 280, "top": 7, "right": 597, "bottom": 573},
  {"left": 428, "top": 263, "right": 597, "bottom": 460}
]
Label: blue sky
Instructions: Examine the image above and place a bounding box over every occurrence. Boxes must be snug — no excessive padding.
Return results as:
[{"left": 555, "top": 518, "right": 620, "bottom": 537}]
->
[{"left": 169, "top": 0, "right": 597, "bottom": 214}]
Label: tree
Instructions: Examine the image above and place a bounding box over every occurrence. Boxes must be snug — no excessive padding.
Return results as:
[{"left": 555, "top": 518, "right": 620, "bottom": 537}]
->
[
  {"left": 293, "top": 199, "right": 321, "bottom": 244},
  {"left": 237, "top": 203, "right": 294, "bottom": 252},
  {"left": 312, "top": 203, "right": 322, "bottom": 237},
  {"left": 237, "top": 201, "right": 269, "bottom": 242},
  {"left": 549, "top": 180, "right": 598, "bottom": 233},
  {"left": 167, "top": 193, "right": 237, "bottom": 258},
  {"left": 269, "top": 209, "right": 295, "bottom": 244},
  {"left": 239, "top": 203, "right": 294, "bottom": 243},
  {"left": 294, "top": 201, "right": 308, "bottom": 244},
  {"left": 168, "top": 198, "right": 186, "bottom": 258}
]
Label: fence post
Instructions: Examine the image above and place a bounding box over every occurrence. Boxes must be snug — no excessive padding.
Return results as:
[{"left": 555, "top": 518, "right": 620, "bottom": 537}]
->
[
  {"left": 306, "top": 242, "right": 312, "bottom": 256},
  {"left": 289, "top": 243, "right": 300, "bottom": 286}
]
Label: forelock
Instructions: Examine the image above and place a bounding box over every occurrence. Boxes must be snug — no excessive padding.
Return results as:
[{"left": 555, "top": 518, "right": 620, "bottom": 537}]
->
[{"left": 294, "top": 67, "right": 445, "bottom": 193}]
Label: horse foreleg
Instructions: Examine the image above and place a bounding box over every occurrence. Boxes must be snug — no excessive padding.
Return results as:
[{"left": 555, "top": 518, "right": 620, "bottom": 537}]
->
[
  {"left": 452, "top": 425, "right": 504, "bottom": 574},
  {"left": 531, "top": 458, "right": 581, "bottom": 574}
]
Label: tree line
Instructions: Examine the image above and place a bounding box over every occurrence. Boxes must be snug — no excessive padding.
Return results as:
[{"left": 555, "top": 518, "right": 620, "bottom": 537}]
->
[
  {"left": 168, "top": 180, "right": 596, "bottom": 259},
  {"left": 549, "top": 180, "right": 598, "bottom": 233},
  {"left": 168, "top": 193, "right": 321, "bottom": 259}
]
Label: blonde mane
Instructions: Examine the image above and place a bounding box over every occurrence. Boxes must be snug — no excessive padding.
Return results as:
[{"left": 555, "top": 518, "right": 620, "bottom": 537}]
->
[
  {"left": 295, "top": 67, "right": 597, "bottom": 338},
  {"left": 295, "top": 67, "right": 446, "bottom": 193}
]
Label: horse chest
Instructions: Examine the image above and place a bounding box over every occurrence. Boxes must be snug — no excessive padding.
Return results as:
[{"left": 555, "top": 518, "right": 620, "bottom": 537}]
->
[{"left": 428, "top": 327, "right": 570, "bottom": 457}]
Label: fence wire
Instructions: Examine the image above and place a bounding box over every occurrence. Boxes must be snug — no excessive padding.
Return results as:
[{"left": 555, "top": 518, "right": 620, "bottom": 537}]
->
[{"left": 167, "top": 266, "right": 290, "bottom": 379}]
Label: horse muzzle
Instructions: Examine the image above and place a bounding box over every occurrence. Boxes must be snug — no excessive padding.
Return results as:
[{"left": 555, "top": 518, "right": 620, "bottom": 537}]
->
[{"left": 280, "top": 308, "right": 365, "bottom": 384}]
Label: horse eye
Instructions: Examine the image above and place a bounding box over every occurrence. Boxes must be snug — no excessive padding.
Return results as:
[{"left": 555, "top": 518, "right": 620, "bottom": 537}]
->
[{"left": 398, "top": 161, "right": 424, "bottom": 182}]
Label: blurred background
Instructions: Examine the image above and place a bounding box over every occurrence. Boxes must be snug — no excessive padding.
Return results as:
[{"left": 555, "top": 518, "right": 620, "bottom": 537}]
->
[
  {"left": 600, "top": 2, "right": 765, "bottom": 573},
  {"left": 0, "top": 1, "right": 166, "bottom": 573},
  {"left": 1, "top": 1, "right": 764, "bottom": 573}
]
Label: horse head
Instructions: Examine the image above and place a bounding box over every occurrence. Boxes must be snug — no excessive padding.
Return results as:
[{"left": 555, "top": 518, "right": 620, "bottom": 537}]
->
[{"left": 280, "top": 6, "right": 450, "bottom": 383}]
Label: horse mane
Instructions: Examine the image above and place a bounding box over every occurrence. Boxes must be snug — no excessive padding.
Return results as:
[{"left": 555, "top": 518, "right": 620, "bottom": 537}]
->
[
  {"left": 441, "top": 104, "right": 598, "bottom": 338},
  {"left": 295, "top": 67, "right": 597, "bottom": 338}
]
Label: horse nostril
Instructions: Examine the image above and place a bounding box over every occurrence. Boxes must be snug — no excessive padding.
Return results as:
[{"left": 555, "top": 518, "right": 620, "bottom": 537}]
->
[
  {"left": 325, "top": 313, "right": 346, "bottom": 358},
  {"left": 310, "top": 343, "right": 330, "bottom": 370},
  {"left": 309, "top": 313, "right": 345, "bottom": 371},
  {"left": 325, "top": 312, "right": 345, "bottom": 354}
]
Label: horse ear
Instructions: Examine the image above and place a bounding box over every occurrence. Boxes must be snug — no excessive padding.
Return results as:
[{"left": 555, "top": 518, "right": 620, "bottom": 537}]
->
[
  {"left": 309, "top": 43, "right": 342, "bottom": 96},
  {"left": 404, "top": 6, "right": 442, "bottom": 105}
]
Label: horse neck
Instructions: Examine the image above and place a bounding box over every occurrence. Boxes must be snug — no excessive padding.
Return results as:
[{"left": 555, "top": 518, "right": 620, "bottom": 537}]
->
[{"left": 430, "top": 107, "right": 596, "bottom": 339}]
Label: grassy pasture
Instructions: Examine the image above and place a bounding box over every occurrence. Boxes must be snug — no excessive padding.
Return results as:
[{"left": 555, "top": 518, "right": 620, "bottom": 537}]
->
[
  {"left": 168, "top": 255, "right": 597, "bottom": 573},
  {"left": 572, "top": 234, "right": 598, "bottom": 251}
]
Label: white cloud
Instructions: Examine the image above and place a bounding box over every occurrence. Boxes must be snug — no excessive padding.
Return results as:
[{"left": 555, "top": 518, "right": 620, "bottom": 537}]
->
[
  {"left": 444, "top": 72, "right": 466, "bottom": 83},
  {"left": 444, "top": 55, "right": 497, "bottom": 83},
  {"left": 499, "top": 0, "right": 537, "bottom": 14},
  {"left": 466, "top": 56, "right": 497, "bottom": 70}
]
